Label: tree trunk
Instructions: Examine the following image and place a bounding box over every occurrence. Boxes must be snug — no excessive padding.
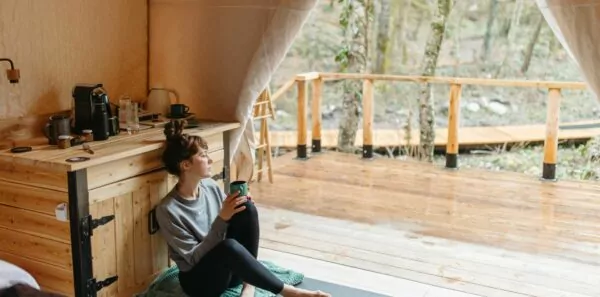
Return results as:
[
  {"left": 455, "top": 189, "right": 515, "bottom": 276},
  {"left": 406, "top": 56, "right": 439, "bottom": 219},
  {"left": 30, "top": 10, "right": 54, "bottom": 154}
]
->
[
  {"left": 481, "top": 0, "right": 499, "bottom": 63},
  {"left": 336, "top": 0, "right": 374, "bottom": 152},
  {"left": 374, "top": 0, "right": 391, "bottom": 74},
  {"left": 494, "top": 0, "right": 523, "bottom": 78},
  {"left": 521, "top": 13, "right": 544, "bottom": 74},
  {"left": 338, "top": 80, "right": 362, "bottom": 152},
  {"left": 398, "top": 0, "right": 412, "bottom": 69},
  {"left": 417, "top": 0, "right": 452, "bottom": 162}
]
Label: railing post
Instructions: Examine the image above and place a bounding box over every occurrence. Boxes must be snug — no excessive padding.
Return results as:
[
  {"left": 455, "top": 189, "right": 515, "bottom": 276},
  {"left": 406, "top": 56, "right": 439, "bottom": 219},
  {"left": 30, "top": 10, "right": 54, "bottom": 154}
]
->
[
  {"left": 542, "top": 88, "right": 561, "bottom": 181},
  {"left": 362, "top": 79, "right": 374, "bottom": 159},
  {"left": 296, "top": 80, "right": 308, "bottom": 159},
  {"left": 445, "top": 83, "right": 462, "bottom": 169},
  {"left": 311, "top": 78, "right": 323, "bottom": 153}
]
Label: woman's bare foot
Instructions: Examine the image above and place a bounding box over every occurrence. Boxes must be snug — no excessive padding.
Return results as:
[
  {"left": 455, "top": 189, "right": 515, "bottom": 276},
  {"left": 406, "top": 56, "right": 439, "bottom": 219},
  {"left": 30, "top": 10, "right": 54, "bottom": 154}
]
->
[
  {"left": 280, "top": 284, "right": 331, "bottom": 297},
  {"left": 240, "top": 283, "right": 255, "bottom": 297}
]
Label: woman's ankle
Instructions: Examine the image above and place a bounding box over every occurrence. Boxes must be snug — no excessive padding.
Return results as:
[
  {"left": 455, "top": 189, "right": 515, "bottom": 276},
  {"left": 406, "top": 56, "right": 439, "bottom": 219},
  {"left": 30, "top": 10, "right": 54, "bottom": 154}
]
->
[{"left": 279, "top": 284, "right": 330, "bottom": 297}]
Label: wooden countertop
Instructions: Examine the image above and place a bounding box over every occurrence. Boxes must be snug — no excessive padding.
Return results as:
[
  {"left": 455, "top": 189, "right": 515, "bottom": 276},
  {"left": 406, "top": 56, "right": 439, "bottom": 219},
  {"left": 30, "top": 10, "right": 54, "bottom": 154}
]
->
[{"left": 0, "top": 121, "right": 240, "bottom": 173}]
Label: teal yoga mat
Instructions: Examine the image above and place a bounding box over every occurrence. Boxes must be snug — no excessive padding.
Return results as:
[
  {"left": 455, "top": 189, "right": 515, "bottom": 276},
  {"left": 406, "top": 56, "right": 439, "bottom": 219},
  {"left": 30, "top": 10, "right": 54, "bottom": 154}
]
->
[{"left": 135, "top": 260, "right": 390, "bottom": 297}]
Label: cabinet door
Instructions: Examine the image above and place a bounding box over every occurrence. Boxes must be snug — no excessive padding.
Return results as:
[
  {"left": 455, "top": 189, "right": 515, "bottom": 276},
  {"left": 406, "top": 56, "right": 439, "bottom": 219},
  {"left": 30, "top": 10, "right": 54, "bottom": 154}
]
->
[{"left": 89, "top": 170, "right": 170, "bottom": 297}]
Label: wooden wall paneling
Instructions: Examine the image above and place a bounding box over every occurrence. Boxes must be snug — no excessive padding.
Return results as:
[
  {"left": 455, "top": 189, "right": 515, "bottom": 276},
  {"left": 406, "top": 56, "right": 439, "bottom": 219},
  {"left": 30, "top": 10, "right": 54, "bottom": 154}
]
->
[
  {"left": 148, "top": 0, "right": 275, "bottom": 121},
  {"left": 0, "top": 251, "right": 74, "bottom": 296},
  {"left": 0, "top": 0, "right": 148, "bottom": 143},
  {"left": 0, "top": 181, "right": 72, "bottom": 295},
  {"left": 0, "top": 179, "right": 68, "bottom": 215},
  {"left": 0, "top": 204, "right": 70, "bottom": 243}
]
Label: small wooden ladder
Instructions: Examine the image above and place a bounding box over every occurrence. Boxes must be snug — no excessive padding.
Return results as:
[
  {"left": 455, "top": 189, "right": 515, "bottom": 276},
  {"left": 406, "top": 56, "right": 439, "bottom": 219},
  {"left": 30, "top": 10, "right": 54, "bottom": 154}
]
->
[{"left": 252, "top": 87, "right": 275, "bottom": 183}]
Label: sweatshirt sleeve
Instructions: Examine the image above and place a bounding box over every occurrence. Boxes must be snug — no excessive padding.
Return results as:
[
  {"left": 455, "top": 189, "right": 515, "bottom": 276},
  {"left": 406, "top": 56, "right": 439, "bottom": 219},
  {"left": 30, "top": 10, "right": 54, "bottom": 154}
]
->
[{"left": 155, "top": 205, "right": 229, "bottom": 267}]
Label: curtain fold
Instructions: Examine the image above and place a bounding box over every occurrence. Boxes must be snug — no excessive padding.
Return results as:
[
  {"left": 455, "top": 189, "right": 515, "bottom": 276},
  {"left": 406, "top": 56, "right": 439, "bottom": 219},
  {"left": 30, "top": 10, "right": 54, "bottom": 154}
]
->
[
  {"left": 230, "top": 0, "right": 318, "bottom": 181},
  {"left": 536, "top": 0, "right": 600, "bottom": 101}
]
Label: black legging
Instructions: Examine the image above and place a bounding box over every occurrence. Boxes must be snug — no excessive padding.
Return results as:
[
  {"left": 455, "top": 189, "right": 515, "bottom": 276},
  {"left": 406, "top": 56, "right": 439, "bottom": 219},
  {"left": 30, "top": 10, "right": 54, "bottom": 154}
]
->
[{"left": 178, "top": 201, "right": 284, "bottom": 297}]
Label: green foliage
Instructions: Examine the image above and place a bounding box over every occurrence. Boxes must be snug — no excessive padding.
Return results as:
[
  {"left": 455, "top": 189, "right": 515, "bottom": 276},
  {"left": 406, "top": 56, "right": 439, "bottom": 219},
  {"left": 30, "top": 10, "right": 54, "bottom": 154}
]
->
[
  {"left": 334, "top": 45, "right": 351, "bottom": 70},
  {"left": 333, "top": 0, "right": 374, "bottom": 72}
]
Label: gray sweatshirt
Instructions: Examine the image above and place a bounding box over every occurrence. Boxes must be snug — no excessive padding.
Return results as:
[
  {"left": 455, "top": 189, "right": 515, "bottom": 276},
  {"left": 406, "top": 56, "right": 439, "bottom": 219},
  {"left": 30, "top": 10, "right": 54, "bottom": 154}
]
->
[{"left": 154, "top": 178, "right": 229, "bottom": 272}]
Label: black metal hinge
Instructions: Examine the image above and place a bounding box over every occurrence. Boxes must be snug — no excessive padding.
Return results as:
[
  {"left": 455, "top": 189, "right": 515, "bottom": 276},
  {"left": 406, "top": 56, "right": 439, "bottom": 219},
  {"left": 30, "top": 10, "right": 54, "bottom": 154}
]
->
[
  {"left": 81, "top": 214, "right": 115, "bottom": 238},
  {"left": 87, "top": 276, "right": 118, "bottom": 297}
]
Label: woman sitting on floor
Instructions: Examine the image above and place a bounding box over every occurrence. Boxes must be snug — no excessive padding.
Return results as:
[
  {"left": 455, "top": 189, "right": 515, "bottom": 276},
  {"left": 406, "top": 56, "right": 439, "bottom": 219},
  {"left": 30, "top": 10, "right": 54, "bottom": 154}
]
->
[{"left": 154, "top": 120, "right": 330, "bottom": 297}]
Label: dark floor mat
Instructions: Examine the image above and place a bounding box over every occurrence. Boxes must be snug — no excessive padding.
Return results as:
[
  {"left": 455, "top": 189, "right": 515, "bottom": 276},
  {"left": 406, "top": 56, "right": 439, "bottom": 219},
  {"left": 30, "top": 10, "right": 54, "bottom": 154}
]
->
[{"left": 296, "top": 277, "right": 392, "bottom": 297}]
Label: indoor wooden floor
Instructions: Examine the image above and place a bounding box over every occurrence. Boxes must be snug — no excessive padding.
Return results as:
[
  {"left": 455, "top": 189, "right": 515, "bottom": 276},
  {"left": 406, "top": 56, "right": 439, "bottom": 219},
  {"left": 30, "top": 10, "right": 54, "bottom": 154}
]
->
[{"left": 250, "top": 151, "right": 600, "bottom": 297}]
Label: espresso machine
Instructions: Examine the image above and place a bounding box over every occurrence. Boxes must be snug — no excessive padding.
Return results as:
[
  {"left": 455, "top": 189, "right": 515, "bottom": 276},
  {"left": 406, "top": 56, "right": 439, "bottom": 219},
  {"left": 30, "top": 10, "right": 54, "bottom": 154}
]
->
[{"left": 72, "top": 83, "right": 116, "bottom": 140}]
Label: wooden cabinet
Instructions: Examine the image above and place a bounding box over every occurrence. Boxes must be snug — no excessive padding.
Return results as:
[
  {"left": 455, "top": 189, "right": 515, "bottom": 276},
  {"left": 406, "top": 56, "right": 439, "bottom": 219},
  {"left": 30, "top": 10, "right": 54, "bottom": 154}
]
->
[{"left": 0, "top": 121, "right": 239, "bottom": 297}]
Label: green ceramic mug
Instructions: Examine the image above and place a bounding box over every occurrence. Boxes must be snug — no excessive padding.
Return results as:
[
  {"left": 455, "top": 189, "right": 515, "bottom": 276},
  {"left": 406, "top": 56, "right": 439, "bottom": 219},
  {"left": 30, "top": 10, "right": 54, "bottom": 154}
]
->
[{"left": 230, "top": 180, "right": 248, "bottom": 197}]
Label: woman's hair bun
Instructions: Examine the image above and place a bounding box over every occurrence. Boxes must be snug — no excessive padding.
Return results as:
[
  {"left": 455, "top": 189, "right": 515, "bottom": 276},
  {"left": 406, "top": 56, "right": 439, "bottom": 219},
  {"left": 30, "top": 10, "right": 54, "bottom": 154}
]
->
[{"left": 164, "top": 119, "right": 187, "bottom": 141}]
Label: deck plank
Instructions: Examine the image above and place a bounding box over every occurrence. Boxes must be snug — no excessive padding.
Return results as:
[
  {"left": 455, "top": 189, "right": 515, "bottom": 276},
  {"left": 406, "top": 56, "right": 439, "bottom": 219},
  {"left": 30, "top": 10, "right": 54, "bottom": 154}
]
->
[{"left": 250, "top": 151, "right": 600, "bottom": 297}]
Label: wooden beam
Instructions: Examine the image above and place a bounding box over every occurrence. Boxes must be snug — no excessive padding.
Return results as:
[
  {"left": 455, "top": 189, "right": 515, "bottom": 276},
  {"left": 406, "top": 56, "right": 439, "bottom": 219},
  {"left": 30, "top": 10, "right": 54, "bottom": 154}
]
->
[
  {"left": 317, "top": 72, "right": 587, "bottom": 90},
  {"left": 362, "top": 79, "right": 374, "bottom": 159},
  {"left": 445, "top": 84, "right": 462, "bottom": 169},
  {"left": 311, "top": 78, "right": 323, "bottom": 153},
  {"left": 296, "top": 80, "right": 308, "bottom": 159},
  {"left": 271, "top": 79, "right": 296, "bottom": 102},
  {"left": 295, "top": 72, "right": 320, "bottom": 81},
  {"left": 542, "top": 88, "right": 562, "bottom": 181}
]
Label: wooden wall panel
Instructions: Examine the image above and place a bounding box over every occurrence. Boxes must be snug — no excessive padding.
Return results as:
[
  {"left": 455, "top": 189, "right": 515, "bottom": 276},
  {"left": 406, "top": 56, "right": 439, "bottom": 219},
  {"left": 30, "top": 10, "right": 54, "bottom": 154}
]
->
[
  {"left": 0, "top": 183, "right": 72, "bottom": 295},
  {"left": 0, "top": 251, "right": 73, "bottom": 296},
  {"left": 0, "top": 204, "right": 70, "bottom": 243},
  {"left": 0, "top": 0, "right": 148, "bottom": 147},
  {"left": 148, "top": 0, "right": 275, "bottom": 122}
]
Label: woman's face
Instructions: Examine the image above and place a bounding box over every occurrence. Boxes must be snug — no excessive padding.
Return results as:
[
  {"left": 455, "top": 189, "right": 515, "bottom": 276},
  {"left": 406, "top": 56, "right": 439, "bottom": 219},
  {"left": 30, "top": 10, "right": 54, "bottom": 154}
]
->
[{"left": 181, "top": 149, "right": 213, "bottom": 178}]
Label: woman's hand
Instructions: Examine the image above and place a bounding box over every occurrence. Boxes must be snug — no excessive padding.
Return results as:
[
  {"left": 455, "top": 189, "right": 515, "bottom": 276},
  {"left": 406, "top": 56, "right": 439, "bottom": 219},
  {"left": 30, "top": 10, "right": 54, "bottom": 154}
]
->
[{"left": 219, "top": 191, "right": 248, "bottom": 221}]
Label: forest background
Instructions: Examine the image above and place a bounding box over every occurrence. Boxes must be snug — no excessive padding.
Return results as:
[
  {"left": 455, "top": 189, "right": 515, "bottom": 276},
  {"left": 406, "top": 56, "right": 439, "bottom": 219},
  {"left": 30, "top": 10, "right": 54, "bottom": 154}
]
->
[{"left": 266, "top": 0, "right": 600, "bottom": 181}]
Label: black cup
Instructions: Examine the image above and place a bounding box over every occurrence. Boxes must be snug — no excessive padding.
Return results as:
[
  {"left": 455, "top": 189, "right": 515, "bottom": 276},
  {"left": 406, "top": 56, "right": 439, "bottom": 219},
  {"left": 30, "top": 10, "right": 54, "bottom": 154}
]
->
[
  {"left": 43, "top": 114, "right": 71, "bottom": 145},
  {"left": 170, "top": 104, "right": 190, "bottom": 118}
]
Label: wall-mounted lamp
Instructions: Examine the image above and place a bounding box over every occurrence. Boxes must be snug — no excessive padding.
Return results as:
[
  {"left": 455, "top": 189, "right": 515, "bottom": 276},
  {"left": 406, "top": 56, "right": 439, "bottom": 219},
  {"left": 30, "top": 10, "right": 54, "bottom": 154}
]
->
[{"left": 0, "top": 58, "right": 20, "bottom": 83}]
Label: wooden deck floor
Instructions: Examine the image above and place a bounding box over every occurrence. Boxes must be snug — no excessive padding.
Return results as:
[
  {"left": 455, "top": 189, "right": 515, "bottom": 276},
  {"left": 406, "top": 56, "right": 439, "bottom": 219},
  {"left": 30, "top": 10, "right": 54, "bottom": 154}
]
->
[
  {"left": 261, "top": 120, "right": 600, "bottom": 148},
  {"left": 250, "top": 151, "right": 600, "bottom": 297}
]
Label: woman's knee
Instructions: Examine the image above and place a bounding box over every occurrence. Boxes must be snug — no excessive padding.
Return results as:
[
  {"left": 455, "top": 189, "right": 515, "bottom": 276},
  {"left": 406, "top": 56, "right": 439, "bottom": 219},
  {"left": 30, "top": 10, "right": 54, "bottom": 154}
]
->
[
  {"left": 243, "top": 201, "right": 258, "bottom": 219},
  {"left": 218, "top": 238, "right": 245, "bottom": 254},
  {"left": 231, "top": 201, "right": 259, "bottom": 223}
]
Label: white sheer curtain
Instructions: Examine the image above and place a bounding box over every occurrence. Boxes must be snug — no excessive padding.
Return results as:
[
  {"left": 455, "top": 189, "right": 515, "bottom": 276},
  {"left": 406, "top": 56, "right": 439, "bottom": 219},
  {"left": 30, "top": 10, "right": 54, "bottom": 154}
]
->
[
  {"left": 536, "top": 0, "right": 600, "bottom": 101},
  {"left": 230, "top": 0, "right": 318, "bottom": 181}
]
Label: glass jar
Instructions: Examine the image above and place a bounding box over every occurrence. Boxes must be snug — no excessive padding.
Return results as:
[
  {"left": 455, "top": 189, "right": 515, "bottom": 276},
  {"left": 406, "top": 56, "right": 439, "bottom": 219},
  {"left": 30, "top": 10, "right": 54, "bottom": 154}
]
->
[
  {"left": 57, "top": 135, "right": 71, "bottom": 149},
  {"left": 127, "top": 102, "right": 140, "bottom": 134},
  {"left": 82, "top": 129, "right": 94, "bottom": 142},
  {"left": 119, "top": 95, "right": 132, "bottom": 131}
]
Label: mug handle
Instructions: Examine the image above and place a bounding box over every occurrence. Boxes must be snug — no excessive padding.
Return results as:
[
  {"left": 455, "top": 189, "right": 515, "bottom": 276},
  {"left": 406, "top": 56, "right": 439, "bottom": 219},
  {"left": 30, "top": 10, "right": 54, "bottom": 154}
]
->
[
  {"left": 43, "top": 123, "right": 52, "bottom": 141},
  {"left": 184, "top": 105, "right": 190, "bottom": 114},
  {"left": 167, "top": 89, "right": 180, "bottom": 104}
]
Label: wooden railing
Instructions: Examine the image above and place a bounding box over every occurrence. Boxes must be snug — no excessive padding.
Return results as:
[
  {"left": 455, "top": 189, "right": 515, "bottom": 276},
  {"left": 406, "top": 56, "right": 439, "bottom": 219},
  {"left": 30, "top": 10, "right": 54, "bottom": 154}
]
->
[{"left": 271, "top": 72, "right": 588, "bottom": 181}]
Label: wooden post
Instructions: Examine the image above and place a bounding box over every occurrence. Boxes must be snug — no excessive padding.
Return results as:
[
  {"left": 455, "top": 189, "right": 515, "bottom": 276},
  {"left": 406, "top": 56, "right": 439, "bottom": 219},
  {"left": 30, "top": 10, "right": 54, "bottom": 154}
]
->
[
  {"left": 362, "top": 79, "right": 374, "bottom": 159},
  {"left": 445, "top": 83, "right": 462, "bottom": 169},
  {"left": 296, "top": 80, "right": 308, "bottom": 159},
  {"left": 542, "top": 88, "right": 561, "bottom": 180},
  {"left": 311, "top": 78, "right": 323, "bottom": 153}
]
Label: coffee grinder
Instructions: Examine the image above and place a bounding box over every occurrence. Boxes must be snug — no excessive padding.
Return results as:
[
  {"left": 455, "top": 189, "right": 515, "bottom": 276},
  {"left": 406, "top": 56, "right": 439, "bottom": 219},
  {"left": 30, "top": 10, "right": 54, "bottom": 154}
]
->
[{"left": 72, "top": 83, "right": 113, "bottom": 140}]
